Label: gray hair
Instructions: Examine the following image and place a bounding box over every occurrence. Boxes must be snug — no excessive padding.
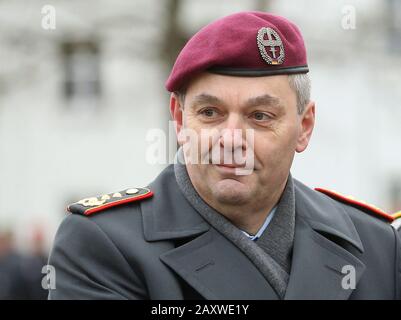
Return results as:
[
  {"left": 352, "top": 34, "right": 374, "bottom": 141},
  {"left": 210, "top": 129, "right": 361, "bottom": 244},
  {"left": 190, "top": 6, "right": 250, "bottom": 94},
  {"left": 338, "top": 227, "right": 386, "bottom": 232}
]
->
[
  {"left": 175, "top": 73, "right": 311, "bottom": 114},
  {"left": 288, "top": 73, "right": 311, "bottom": 114}
]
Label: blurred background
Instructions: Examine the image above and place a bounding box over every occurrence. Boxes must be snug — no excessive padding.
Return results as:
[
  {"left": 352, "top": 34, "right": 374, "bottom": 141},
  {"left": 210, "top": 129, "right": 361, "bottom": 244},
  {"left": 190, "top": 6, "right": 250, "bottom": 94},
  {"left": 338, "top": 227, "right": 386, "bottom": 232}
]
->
[{"left": 0, "top": 0, "right": 400, "bottom": 299}]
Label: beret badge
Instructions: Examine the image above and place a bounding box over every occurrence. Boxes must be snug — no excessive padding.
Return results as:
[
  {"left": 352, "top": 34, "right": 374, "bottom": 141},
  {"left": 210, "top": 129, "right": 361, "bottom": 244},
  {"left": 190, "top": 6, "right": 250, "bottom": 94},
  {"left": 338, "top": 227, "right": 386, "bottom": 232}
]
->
[{"left": 257, "top": 27, "right": 285, "bottom": 65}]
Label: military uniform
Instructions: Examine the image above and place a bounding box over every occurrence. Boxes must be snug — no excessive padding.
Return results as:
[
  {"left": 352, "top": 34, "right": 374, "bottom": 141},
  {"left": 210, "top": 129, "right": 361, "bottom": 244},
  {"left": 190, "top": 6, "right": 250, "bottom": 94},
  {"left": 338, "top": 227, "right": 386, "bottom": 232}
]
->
[
  {"left": 48, "top": 11, "right": 401, "bottom": 299},
  {"left": 48, "top": 164, "right": 400, "bottom": 299}
]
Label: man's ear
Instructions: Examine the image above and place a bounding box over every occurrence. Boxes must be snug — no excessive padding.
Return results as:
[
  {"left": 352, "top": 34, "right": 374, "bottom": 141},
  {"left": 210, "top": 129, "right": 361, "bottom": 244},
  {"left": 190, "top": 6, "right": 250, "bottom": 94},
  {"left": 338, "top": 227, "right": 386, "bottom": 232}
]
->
[
  {"left": 296, "top": 101, "right": 315, "bottom": 153},
  {"left": 170, "top": 93, "right": 184, "bottom": 144}
]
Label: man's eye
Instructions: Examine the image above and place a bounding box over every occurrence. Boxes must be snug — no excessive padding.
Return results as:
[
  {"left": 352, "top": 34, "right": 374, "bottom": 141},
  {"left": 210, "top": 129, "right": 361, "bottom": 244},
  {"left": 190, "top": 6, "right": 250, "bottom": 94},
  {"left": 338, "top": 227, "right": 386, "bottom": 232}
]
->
[
  {"left": 251, "top": 112, "right": 271, "bottom": 121},
  {"left": 200, "top": 108, "right": 218, "bottom": 118}
]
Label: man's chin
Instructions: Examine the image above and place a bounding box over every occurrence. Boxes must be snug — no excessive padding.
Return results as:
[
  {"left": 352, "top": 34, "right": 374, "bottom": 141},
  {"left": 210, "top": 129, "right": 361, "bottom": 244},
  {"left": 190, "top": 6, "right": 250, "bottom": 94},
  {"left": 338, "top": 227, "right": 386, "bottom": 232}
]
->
[{"left": 212, "top": 179, "right": 252, "bottom": 205}]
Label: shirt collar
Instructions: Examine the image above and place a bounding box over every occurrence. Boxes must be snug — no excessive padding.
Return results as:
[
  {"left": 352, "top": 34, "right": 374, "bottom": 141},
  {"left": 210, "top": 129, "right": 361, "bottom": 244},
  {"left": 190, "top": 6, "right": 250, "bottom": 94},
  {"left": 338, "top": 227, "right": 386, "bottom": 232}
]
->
[{"left": 241, "top": 206, "right": 277, "bottom": 241}]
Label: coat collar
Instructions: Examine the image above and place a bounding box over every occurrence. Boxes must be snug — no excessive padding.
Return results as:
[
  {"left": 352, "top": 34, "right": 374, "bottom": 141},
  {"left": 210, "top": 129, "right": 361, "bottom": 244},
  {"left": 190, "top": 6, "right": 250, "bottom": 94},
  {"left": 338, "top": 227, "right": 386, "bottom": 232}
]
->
[
  {"left": 141, "top": 165, "right": 210, "bottom": 242},
  {"left": 141, "top": 165, "right": 366, "bottom": 299},
  {"left": 141, "top": 165, "right": 280, "bottom": 299},
  {"left": 283, "top": 179, "right": 366, "bottom": 299},
  {"left": 142, "top": 165, "right": 364, "bottom": 253},
  {"left": 293, "top": 179, "right": 364, "bottom": 253}
]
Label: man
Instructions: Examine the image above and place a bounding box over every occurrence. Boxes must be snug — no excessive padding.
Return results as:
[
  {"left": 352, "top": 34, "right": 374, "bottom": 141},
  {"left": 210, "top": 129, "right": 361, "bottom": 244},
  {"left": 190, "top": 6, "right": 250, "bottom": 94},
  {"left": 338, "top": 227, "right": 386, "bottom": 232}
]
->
[{"left": 48, "top": 11, "right": 401, "bottom": 300}]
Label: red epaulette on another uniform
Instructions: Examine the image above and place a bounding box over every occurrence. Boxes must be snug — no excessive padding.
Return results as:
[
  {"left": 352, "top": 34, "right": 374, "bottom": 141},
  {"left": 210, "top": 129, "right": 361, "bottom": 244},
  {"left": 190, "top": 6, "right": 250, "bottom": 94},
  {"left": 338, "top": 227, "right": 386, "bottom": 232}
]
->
[
  {"left": 315, "top": 188, "right": 394, "bottom": 222},
  {"left": 67, "top": 187, "right": 153, "bottom": 216}
]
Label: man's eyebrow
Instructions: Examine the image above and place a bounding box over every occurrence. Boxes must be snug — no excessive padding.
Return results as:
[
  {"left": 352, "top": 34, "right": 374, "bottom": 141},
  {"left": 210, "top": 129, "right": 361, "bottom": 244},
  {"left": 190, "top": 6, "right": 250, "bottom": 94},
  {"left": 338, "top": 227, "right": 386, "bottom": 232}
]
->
[
  {"left": 188, "top": 93, "right": 283, "bottom": 109},
  {"left": 189, "top": 93, "right": 224, "bottom": 108},
  {"left": 244, "top": 94, "right": 283, "bottom": 108}
]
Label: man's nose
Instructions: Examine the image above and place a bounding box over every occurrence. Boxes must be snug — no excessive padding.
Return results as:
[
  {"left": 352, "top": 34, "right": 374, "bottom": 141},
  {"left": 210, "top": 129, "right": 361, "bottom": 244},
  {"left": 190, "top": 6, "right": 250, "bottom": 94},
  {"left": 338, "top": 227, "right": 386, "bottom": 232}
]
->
[{"left": 219, "top": 114, "right": 246, "bottom": 150}]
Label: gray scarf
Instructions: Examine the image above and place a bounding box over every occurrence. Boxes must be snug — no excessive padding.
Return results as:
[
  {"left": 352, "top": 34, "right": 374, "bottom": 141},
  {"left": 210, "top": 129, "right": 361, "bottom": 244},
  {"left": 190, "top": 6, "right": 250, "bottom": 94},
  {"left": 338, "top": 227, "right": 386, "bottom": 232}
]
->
[{"left": 174, "top": 150, "right": 295, "bottom": 299}]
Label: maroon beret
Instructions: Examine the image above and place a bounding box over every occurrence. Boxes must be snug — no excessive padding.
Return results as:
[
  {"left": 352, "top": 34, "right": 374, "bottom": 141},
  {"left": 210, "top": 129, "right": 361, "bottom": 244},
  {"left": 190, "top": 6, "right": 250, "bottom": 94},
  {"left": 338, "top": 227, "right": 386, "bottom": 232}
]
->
[{"left": 166, "top": 11, "right": 309, "bottom": 92}]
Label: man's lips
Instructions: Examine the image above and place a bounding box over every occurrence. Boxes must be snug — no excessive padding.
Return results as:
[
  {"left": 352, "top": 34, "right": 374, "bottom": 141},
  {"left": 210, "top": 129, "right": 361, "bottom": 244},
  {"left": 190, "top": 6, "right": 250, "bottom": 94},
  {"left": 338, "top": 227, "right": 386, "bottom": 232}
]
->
[{"left": 215, "top": 163, "right": 245, "bottom": 168}]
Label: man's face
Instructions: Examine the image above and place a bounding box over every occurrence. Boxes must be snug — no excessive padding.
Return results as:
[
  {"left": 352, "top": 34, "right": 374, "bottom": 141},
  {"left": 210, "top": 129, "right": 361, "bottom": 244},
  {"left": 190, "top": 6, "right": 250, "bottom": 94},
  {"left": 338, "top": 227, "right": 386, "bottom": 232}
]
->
[{"left": 170, "top": 72, "right": 314, "bottom": 208}]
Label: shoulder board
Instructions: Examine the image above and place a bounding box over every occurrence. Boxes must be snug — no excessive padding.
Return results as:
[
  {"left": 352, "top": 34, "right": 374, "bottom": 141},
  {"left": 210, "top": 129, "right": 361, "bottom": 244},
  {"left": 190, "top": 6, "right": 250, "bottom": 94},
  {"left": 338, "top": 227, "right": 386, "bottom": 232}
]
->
[
  {"left": 393, "top": 210, "right": 401, "bottom": 220},
  {"left": 67, "top": 188, "right": 153, "bottom": 216},
  {"left": 315, "top": 187, "right": 394, "bottom": 222}
]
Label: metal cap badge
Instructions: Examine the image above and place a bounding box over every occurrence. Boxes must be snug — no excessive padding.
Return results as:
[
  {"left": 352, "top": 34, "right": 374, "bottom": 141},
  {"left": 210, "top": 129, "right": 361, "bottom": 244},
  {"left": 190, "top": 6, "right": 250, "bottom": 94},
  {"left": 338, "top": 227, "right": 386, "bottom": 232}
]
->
[{"left": 257, "top": 27, "right": 285, "bottom": 65}]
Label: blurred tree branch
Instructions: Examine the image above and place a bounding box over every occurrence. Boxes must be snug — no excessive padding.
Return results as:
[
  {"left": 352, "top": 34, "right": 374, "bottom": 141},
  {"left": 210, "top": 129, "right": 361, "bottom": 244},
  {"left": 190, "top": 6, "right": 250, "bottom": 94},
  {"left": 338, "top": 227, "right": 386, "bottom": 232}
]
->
[{"left": 160, "top": 0, "right": 188, "bottom": 71}]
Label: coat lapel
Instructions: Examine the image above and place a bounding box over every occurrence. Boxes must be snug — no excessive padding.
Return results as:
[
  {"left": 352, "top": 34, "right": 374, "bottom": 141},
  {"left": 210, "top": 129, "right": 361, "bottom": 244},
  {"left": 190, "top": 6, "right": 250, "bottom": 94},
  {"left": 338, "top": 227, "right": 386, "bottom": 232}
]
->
[
  {"left": 160, "top": 227, "right": 279, "bottom": 299},
  {"left": 284, "top": 181, "right": 366, "bottom": 300}
]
